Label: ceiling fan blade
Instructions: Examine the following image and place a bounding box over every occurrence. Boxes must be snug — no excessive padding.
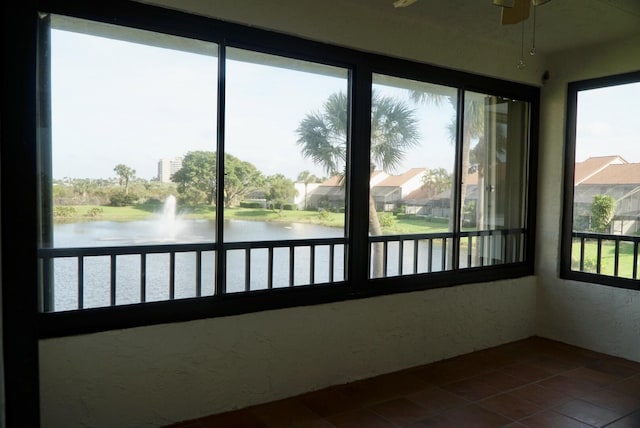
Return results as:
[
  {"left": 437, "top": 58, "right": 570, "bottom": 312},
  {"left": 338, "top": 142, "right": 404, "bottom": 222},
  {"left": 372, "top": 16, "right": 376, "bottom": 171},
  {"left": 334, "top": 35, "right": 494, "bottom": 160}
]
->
[
  {"left": 501, "top": 0, "right": 530, "bottom": 25},
  {"left": 393, "top": 0, "right": 417, "bottom": 8}
]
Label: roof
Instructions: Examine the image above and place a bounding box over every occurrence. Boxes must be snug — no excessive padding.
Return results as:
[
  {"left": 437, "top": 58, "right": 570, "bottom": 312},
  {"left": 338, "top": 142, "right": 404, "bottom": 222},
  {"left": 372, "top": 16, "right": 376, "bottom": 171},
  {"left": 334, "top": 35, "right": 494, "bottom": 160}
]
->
[
  {"left": 581, "top": 163, "right": 640, "bottom": 185},
  {"left": 318, "top": 175, "right": 344, "bottom": 186},
  {"left": 376, "top": 168, "right": 426, "bottom": 187},
  {"left": 574, "top": 155, "right": 627, "bottom": 185}
]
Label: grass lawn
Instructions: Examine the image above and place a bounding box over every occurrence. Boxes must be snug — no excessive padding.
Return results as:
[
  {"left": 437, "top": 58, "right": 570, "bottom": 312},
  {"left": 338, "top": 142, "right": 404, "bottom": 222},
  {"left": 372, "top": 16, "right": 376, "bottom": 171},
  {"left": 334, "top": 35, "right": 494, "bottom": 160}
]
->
[
  {"left": 571, "top": 239, "right": 638, "bottom": 279},
  {"left": 53, "top": 205, "right": 451, "bottom": 234}
]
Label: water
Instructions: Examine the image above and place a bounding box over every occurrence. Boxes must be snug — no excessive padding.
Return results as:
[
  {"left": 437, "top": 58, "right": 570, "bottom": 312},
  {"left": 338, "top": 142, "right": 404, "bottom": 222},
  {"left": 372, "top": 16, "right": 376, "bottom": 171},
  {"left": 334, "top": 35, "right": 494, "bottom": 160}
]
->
[
  {"left": 50, "top": 199, "right": 446, "bottom": 311},
  {"left": 51, "top": 216, "right": 347, "bottom": 311}
]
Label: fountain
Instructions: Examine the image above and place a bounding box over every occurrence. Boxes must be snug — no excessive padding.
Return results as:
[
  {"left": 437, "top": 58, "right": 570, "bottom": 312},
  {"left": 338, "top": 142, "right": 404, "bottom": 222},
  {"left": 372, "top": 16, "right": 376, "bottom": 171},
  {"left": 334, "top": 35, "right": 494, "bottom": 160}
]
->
[{"left": 158, "top": 195, "right": 178, "bottom": 240}]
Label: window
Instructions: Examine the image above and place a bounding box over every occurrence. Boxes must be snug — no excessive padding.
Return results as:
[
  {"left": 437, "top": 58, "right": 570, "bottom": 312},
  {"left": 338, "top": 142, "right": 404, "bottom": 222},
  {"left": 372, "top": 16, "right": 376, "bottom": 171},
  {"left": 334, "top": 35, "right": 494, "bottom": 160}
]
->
[
  {"left": 368, "top": 74, "right": 457, "bottom": 278},
  {"left": 223, "top": 48, "right": 349, "bottom": 291},
  {"left": 36, "top": 2, "right": 538, "bottom": 336},
  {"left": 367, "top": 77, "right": 531, "bottom": 279},
  {"left": 561, "top": 72, "right": 640, "bottom": 290},
  {"left": 39, "top": 16, "right": 219, "bottom": 311},
  {"left": 458, "top": 92, "right": 529, "bottom": 269}
]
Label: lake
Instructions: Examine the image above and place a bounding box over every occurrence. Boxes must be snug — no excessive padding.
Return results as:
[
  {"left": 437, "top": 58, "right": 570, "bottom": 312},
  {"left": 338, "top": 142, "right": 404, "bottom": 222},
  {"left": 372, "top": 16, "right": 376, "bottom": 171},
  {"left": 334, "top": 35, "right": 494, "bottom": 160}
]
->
[
  {"left": 51, "top": 219, "right": 345, "bottom": 311},
  {"left": 50, "top": 218, "right": 446, "bottom": 311}
]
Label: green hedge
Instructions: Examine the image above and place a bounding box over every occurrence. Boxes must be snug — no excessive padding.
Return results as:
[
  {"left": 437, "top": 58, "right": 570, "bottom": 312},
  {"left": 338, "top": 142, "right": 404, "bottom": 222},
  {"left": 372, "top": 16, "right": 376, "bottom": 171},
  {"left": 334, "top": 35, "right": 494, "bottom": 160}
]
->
[{"left": 240, "top": 201, "right": 263, "bottom": 208}]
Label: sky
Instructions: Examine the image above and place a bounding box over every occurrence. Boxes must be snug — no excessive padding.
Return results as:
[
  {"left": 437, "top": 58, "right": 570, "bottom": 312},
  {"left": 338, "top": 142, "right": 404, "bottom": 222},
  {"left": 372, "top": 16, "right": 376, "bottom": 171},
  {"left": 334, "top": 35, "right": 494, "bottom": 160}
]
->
[
  {"left": 576, "top": 82, "right": 640, "bottom": 163},
  {"left": 51, "top": 27, "right": 456, "bottom": 182},
  {"left": 51, "top": 25, "right": 639, "bottom": 183}
]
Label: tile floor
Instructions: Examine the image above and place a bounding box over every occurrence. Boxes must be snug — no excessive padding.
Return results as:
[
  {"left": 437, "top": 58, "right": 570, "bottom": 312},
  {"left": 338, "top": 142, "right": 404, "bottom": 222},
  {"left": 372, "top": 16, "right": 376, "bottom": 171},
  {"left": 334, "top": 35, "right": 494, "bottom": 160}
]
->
[{"left": 166, "top": 337, "right": 640, "bottom": 427}]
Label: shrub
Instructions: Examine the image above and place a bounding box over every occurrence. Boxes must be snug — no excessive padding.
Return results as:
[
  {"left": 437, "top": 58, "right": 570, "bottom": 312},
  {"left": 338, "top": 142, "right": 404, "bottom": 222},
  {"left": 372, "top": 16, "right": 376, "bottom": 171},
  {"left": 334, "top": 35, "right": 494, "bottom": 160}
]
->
[
  {"left": 109, "top": 191, "right": 137, "bottom": 207},
  {"left": 282, "top": 203, "right": 297, "bottom": 211},
  {"left": 240, "top": 201, "right": 263, "bottom": 209},
  {"left": 582, "top": 257, "right": 598, "bottom": 273},
  {"left": 425, "top": 216, "right": 449, "bottom": 224},
  {"left": 143, "top": 198, "right": 163, "bottom": 206},
  {"left": 85, "top": 207, "right": 104, "bottom": 217},
  {"left": 53, "top": 206, "right": 77, "bottom": 218},
  {"left": 591, "top": 194, "right": 616, "bottom": 233},
  {"left": 378, "top": 212, "right": 396, "bottom": 228}
]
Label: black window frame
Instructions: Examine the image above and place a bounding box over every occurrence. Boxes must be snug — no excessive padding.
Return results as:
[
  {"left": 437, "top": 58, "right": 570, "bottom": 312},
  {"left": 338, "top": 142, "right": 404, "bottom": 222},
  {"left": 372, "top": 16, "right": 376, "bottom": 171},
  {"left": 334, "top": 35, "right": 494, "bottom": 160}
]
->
[
  {"left": 28, "top": 0, "right": 539, "bottom": 338},
  {"left": 560, "top": 70, "right": 640, "bottom": 291}
]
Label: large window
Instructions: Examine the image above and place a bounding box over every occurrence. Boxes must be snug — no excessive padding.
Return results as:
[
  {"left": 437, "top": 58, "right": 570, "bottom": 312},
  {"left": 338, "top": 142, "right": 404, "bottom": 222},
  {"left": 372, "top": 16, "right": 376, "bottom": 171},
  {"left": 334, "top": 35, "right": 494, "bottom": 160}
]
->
[
  {"left": 367, "top": 77, "right": 531, "bottom": 279},
  {"left": 561, "top": 72, "right": 640, "bottom": 290},
  {"left": 41, "top": 16, "right": 219, "bottom": 311},
  {"left": 35, "top": 2, "right": 538, "bottom": 336},
  {"left": 223, "top": 48, "right": 349, "bottom": 292}
]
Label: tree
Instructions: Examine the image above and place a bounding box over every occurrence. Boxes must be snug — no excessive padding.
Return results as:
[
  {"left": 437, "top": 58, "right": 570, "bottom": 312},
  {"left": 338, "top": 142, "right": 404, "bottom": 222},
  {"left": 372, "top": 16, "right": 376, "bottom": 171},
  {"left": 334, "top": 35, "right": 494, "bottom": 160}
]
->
[
  {"left": 297, "top": 91, "right": 419, "bottom": 277},
  {"left": 171, "top": 151, "right": 217, "bottom": 205},
  {"left": 171, "top": 151, "right": 264, "bottom": 207},
  {"left": 224, "top": 154, "right": 264, "bottom": 207},
  {"left": 410, "top": 92, "right": 484, "bottom": 223},
  {"left": 113, "top": 164, "right": 136, "bottom": 195},
  {"left": 591, "top": 194, "right": 616, "bottom": 233},
  {"left": 421, "top": 167, "right": 452, "bottom": 199},
  {"left": 265, "top": 174, "right": 297, "bottom": 213},
  {"left": 297, "top": 170, "right": 321, "bottom": 210}
]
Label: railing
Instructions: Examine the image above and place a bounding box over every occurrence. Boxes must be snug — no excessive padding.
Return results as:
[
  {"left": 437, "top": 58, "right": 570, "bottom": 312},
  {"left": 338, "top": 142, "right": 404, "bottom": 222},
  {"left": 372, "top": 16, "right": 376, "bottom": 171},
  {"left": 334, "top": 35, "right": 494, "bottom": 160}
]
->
[
  {"left": 368, "top": 228, "right": 526, "bottom": 278},
  {"left": 38, "top": 237, "right": 346, "bottom": 312},
  {"left": 369, "top": 232, "right": 453, "bottom": 277},
  {"left": 571, "top": 231, "right": 640, "bottom": 279},
  {"left": 459, "top": 229, "right": 526, "bottom": 268},
  {"left": 39, "top": 229, "right": 528, "bottom": 312}
]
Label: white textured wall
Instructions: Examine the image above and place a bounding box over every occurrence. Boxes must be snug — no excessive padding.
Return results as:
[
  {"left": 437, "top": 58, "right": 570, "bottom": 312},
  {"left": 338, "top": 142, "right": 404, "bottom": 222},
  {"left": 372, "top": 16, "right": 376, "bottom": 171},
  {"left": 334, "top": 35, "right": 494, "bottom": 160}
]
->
[
  {"left": 536, "top": 34, "right": 640, "bottom": 362},
  {"left": 40, "top": 278, "right": 536, "bottom": 428}
]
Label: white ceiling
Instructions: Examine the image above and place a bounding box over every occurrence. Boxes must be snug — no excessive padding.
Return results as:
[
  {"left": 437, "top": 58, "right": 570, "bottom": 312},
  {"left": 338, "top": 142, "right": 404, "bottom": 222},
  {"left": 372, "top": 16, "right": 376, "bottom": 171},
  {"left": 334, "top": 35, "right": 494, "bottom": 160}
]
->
[{"left": 344, "top": 0, "right": 640, "bottom": 55}]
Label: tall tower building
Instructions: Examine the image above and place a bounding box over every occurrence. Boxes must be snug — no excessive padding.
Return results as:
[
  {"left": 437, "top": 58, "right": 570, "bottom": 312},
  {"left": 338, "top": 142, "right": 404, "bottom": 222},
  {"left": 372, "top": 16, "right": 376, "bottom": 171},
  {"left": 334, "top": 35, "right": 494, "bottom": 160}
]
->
[{"left": 157, "top": 157, "right": 183, "bottom": 183}]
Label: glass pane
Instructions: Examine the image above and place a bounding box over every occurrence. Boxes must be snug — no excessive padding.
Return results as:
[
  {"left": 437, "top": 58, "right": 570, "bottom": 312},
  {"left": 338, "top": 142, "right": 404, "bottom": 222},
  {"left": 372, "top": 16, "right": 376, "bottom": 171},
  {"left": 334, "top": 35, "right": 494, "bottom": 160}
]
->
[
  {"left": 40, "top": 15, "right": 218, "bottom": 310},
  {"left": 460, "top": 92, "right": 529, "bottom": 268},
  {"left": 369, "top": 74, "right": 458, "bottom": 278},
  {"left": 223, "top": 48, "right": 349, "bottom": 290},
  {"left": 571, "top": 81, "right": 640, "bottom": 278}
]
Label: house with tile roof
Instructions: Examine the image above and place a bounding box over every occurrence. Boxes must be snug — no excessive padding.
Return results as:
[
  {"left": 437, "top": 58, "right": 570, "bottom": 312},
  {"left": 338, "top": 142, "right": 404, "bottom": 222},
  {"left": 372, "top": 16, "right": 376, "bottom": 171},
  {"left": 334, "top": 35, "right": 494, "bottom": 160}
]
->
[
  {"left": 403, "top": 172, "right": 478, "bottom": 218},
  {"left": 370, "top": 168, "right": 427, "bottom": 211},
  {"left": 573, "top": 156, "right": 640, "bottom": 234},
  {"left": 306, "top": 169, "right": 428, "bottom": 212}
]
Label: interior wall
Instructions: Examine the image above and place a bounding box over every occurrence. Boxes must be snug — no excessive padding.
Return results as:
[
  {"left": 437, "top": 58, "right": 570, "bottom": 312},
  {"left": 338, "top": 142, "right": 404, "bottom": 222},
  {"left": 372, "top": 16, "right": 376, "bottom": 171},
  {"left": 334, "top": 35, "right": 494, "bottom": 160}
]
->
[
  {"left": 40, "top": 278, "right": 536, "bottom": 428},
  {"left": 38, "top": 2, "right": 541, "bottom": 427},
  {"left": 536, "top": 34, "right": 640, "bottom": 362}
]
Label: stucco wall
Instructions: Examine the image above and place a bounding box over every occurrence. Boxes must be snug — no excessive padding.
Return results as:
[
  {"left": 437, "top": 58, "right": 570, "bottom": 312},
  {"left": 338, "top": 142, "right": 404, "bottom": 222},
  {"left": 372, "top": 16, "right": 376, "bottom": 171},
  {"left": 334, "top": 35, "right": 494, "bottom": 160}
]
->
[
  {"left": 536, "top": 34, "right": 640, "bottom": 362},
  {"left": 40, "top": 278, "right": 536, "bottom": 428}
]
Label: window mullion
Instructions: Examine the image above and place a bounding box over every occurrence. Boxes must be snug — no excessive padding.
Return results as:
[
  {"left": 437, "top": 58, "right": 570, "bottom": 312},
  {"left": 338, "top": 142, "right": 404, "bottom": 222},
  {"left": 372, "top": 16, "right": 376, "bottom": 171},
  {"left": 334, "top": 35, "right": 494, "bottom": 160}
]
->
[
  {"left": 37, "top": 13, "right": 55, "bottom": 312},
  {"left": 347, "top": 66, "right": 372, "bottom": 286},
  {"left": 451, "top": 88, "right": 466, "bottom": 270},
  {"left": 215, "top": 43, "right": 227, "bottom": 296}
]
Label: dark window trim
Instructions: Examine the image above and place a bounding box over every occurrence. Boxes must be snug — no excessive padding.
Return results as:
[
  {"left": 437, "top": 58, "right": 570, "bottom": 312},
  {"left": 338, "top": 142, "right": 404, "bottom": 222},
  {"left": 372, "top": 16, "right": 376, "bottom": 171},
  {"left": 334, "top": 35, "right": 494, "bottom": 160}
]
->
[
  {"left": 2, "top": 1, "right": 42, "bottom": 426},
  {"left": 560, "top": 70, "right": 640, "bottom": 290},
  {"left": 26, "top": 0, "right": 539, "bottom": 339}
]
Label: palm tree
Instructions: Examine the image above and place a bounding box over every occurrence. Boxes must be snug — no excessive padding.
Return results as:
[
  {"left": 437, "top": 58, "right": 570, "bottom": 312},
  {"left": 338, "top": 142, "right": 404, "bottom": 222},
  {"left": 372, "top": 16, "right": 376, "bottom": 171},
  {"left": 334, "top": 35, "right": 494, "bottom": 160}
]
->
[
  {"left": 410, "top": 92, "right": 484, "bottom": 226},
  {"left": 410, "top": 91, "right": 485, "bottom": 267},
  {"left": 296, "top": 91, "right": 419, "bottom": 277},
  {"left": 113, "top": 163, "right": 136, "bottom": 195}
]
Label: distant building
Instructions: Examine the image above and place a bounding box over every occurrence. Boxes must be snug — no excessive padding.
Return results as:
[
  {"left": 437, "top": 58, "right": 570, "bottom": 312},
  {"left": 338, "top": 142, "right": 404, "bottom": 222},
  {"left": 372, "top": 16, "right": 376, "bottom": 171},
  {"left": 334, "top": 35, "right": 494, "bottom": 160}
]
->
[
  {"left": 306, "top": 169, "right": 428, "bottom": 212},
  {"left": 573, "top": 155, "right": 640, "bottom": 234},
  {"left": 157, "top": 157, "right": 183, "bottom": 183}
]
